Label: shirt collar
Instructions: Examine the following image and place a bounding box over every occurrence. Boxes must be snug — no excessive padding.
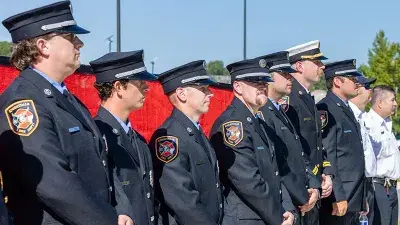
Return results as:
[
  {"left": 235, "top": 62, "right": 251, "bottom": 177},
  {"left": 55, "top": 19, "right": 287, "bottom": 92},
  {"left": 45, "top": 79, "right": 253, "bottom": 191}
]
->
[
  {"left": 348, "top": 101, "right": 363, "bottom": 119},
  {"left": 298, "top": 81, "right": 310, "bottom": 94},
  {"left": 31, "top": 67, "right": 67, "bottom": 94},
  {"left": 269, "top": 98, "right": 280, "bottom": 110},
  {"left": 189, "top": 118, "right": 200, "bottom": 130},
  {"left": 368, "top": 109, "right": 392, "bottom": 130},
  {"left": 104, "top": 108, "right": 131, "bottom": 134},
  {"left": 332, "top": 92, "right": 349, "bottom": 106}
]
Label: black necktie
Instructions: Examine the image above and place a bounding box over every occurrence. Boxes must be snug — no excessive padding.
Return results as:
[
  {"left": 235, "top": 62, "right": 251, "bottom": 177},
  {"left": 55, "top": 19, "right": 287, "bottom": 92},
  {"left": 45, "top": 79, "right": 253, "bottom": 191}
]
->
[{"left": 63, "top": 90, "right": 83, "bottom": 111}]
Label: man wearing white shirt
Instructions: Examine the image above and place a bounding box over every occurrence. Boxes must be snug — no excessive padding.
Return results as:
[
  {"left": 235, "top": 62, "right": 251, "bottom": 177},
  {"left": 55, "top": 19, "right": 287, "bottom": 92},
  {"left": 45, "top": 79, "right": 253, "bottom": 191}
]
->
[
  {"left": 349, "top": 75, "right": 377, "bottom": 222},
  {"left": 365, "top": 85, "right": 399, "bottom": 225}
]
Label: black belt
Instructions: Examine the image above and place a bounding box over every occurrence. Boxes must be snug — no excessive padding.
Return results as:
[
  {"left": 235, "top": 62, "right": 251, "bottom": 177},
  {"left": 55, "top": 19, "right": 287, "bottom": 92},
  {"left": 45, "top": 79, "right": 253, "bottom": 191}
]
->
[{"left": 372, "top": 177, "right": 397, "bottom": 187}]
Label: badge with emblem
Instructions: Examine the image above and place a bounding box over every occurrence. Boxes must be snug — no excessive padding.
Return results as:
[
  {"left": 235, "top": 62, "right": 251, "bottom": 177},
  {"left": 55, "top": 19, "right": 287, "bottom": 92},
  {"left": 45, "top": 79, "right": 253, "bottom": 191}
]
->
[
  {"left": 256, "top": 111, "right": 265, "bottom": 121},
  {"left": 5, "top": 100, "right": 39, "bottom": 136},
  {"left": 155, "top": 136, "right": 179, "bottom": 163},
  {"left": 222, "top": 121, "right": 243, "bottom": 146},
  {"left": 259, "top": 59, "right": 267, "bottom": 68},
  {"left": 319, "top": 110, "right": 328, "bottom": 129},
  {"left": 149, "top": 170, "right": 154, "bottom": 187},
  {"left": 278, "top": 96, "right": 290, "bottom": 112}
]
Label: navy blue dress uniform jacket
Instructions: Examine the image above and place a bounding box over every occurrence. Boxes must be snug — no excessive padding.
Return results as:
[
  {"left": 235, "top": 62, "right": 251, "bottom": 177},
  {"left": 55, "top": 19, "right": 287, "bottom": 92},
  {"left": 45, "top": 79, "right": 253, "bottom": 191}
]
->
[
  {"left": 316, "top": 91, "right": 366, "bottom": 214},
  {"left": 149, "top": 108, "right": 223, "bottom": 225},
  {"left": 285, "top": 78, "right": 333, "bottom": 188},
  {"left": 258, "top": 100, "right": 309, "bottom": 206},
  {"left": 95, "top": 106, "right": 155, "bottom": 225},
  {"left": 0, "top": 68, "right": 122, "bottom": 225},
  {"left": 210, "top": 97, "right": 291, "bottom": 225}
]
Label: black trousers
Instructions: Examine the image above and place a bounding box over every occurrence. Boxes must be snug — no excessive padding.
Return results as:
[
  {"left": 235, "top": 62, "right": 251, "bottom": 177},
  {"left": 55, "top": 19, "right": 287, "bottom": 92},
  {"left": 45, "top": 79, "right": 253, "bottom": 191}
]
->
[
  {"left": 373, "top": 182, "right": 398, "bottom": 225},
  {"left": 319, "top": 211, "right": 359, "bottom": 225},
  {"left": 301, "top": 206, "right": 319, "bottom": 225}
]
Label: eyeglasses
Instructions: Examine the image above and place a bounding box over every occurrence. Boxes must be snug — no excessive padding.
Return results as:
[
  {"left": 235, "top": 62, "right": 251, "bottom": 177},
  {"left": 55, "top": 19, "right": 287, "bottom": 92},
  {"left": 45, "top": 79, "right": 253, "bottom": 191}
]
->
[{"left": 48, "top": 32, "right": 80, "bottom": 43}]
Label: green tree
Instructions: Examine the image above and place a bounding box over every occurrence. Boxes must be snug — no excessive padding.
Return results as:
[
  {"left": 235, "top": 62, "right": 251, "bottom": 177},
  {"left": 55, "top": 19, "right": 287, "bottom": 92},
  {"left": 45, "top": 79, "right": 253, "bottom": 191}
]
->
[
  {"left": 359, "top": 30, "right": 400, "bottom": 135},
  {"left": 311, "top": 78, "right": 327, "bottom": 91},
  {"left": 206, "top": 60, "right": 229, "bottom": 75},
  {"left": 0, "top": 41, "right": 12, "bottom": 56}
]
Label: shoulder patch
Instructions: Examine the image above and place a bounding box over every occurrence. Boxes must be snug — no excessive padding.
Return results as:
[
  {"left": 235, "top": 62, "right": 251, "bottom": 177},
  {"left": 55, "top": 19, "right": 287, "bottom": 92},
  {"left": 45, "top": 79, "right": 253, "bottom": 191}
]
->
[
  {"left": 222, "top": 121, "right": 243, "bottom": 146},
  {"left": 256, "top": 111, "right": 265, "bottom": 121},
  {"left": 155, "top": 136, "right": 179, "bottom": 163},
  {"left": 319, "top": 110, "right": 328, "bottom": 129},
  {"left": 5, "top": 100, "right": 39, "bottom": 136},
  {"left": 278, "top": 96, "right": 290, "bottom": 112}
]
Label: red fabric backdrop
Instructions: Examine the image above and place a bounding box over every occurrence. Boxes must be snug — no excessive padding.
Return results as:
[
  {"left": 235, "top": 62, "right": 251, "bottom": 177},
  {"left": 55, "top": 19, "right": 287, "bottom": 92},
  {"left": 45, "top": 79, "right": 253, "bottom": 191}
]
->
[{"left": 0, "top": 65, "right": 234, "bottom": 141}]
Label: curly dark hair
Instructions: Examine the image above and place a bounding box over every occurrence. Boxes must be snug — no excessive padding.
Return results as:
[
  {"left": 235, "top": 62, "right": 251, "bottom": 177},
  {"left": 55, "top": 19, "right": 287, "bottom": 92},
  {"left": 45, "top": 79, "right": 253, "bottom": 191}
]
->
[
  {"left": 10, "top": 34, "right": 54, "bottom": 71},
  {"left": 94, "top": 79, "right": 129, "bottom": 101}
]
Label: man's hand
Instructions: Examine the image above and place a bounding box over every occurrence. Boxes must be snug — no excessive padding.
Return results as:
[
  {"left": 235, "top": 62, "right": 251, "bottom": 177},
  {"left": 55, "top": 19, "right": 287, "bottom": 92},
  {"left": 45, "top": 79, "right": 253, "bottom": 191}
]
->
[
  {"left": 331, "top": 201, "right": 348, "bottom": 216},
  {"left": 360, "top": 199, "right": 369, "bottom": 216},
  {"left": 281, "top": 211, "right": 294, "bottom": 225},
  {"left": 118, "top": 215, "right": 134, "bottom": 225},
  {"left": 299, "top": 189, "right": 319, "bottom": 215},
  {"left": 321, "top": 174, "right": 333, "bottom": 198}
]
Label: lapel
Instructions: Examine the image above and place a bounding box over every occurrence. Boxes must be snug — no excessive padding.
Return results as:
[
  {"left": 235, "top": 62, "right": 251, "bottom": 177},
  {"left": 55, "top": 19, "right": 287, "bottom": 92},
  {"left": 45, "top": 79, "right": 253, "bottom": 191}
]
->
[
  {"left": 231, "top": 97, "right": 271, "bottom": 147},
  {"left": 20, "top": 69, "right": 95, "bottom": 133},
  {"left": 97, "top": 107, "right": 141, "bottom": 166},
  {"left": 293, "top": 78, "right": 315, "bottom": 115},
  {"left": 171, "top": 108, "right": 216, "bottom": 165},
  {"left": 327, "top": 91, "right": 361, "bottom": 136}
]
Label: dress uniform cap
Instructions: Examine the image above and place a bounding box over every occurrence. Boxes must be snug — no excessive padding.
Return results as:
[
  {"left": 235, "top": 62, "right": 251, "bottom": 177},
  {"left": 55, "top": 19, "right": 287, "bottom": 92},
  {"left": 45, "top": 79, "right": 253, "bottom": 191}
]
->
[
  {"left": 90, "top": 50, "right": 157, "bottom": 83},
  {"left": 2, "top": 1, "right": 89, "bottom": 43},
  {"left": 227, "top": 58, "right": 273, "bottom": 83},
  {"left": 255, "top": 51, "right": 296, "bottom": 73},
  {"left": 324, "top": 59, "right": 363, "bottom": 79},
  {"left": 158, "top": 60, "right": 216, "bottom": 94},
  {"left": 286, "top": 40, "right": 328, "bottom": 64},
  {"left": 356, "top": 75, "right": 376, "bottom": 89}
]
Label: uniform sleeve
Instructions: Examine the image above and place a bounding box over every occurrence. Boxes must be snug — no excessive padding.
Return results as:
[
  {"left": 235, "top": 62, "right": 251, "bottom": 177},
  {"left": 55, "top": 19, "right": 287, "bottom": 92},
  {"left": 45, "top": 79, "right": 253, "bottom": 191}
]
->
[
  {"left": 281, "top": 183, "right": 296, "bottom": 212},
  {"left": 113, "top": 173, "right": 134, "bottom": 220},
  {"left": 0, "top": 101, "right": 118, "bottom": 225},
  {"left": 318, "top": 105, "right": 346, "bottom": 202},
  {"left": 150, "top": 132, "right": 218, "bottom": 225},
  {"left": 210, "top": 122, "right": 284, "bottom": 225}
]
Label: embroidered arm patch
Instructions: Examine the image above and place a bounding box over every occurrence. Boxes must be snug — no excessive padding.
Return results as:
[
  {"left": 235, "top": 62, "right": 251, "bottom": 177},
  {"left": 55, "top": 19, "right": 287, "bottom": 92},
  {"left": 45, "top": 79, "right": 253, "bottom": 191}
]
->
[
  {"left": 222, "top": 121, "right": 243, "bottom": 146},
  {"left": 155, "top": 136, "right": 179, "bottom": 163},
  {"left": 5, "top": 100, "right": 39, "bottom": 136}
]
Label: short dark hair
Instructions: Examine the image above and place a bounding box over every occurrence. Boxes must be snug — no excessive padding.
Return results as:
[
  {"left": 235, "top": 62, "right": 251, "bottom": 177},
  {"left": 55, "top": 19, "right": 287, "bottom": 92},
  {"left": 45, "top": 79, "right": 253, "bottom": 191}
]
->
[
  {"left": 325, "top": 77, "right": 334, "bottom": 89},
  {"left": 94, "top": 79, "right": 129, "bottom": 101},
  {"left": 371, "top": 85, "right": 396, "bottom": 105}
]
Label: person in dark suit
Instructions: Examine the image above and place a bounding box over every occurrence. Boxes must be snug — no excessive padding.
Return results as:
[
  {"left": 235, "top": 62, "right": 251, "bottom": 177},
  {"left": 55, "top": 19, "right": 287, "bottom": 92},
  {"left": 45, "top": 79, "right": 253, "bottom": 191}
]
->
[
  {"left": 91, "top": 50, "right": 158, "bottom": 225},
  {"left": 284, "top": 40, "right": 334, "bottom": 225},
  {"left": 149, "top": 60, "right": 223, "bottom": 225},
  {"left": 0, "top": 1, "right": 133, "bottom": 224},
  {"left": 210, "top": 58, "right": 295, "bottom": 225},
  {"left": 317, "top": 59, "right": 366, "bottom": 225},
  {"left": 256, "top": 51, "right": 318, "bottom": 224}
]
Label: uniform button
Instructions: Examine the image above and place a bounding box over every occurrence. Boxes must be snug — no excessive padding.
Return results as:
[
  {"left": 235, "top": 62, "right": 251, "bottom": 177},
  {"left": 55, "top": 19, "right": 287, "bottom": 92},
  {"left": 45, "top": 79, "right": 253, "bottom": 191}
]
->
[
  {"left": 317, "top": 147, "right": 320, "bottom": 150},
  {"left": 219, "top": 203, "right": 223, "bottom": 208},
  {"left": 150, "top": 216, "right": 154, "bottom": 222},
  {"left": 275, "top": 171, "right": 279, "bottom": 176},
  {"left": 102, "top": 160, "right": 106, "bottom": 167},
  {"left": 109, "top": 186, "right": 113, "bottom": 192},
  {"left": 93, "top": 136, "right": 96, "bottom": 139},
  {"left": 147, "top": 193, "right": 150, "bottom": 198},
  {"left": 143, "top": 171, "right": 146, "bottom": 175},
  {"left": 301, "top": 152, "right": 304, "bottom": 156},
  {"left": 306, "top": 185, "right": 309, "bottom": 188},
  {"left": 305, "top": 168, "right": 308, "bottom": 172},
  {"left": 279, "top": 190, "right": 282, "bottom": 194},
  {"left": 216, "top": 183, "right": 219, "bottom": 188}
]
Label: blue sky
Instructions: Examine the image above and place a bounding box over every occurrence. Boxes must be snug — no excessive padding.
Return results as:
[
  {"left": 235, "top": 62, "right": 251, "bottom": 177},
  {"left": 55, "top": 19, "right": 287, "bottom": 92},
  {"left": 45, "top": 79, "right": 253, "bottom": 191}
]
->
[{"left": 1, "top": 0, "right": 399, "bottom": 73}]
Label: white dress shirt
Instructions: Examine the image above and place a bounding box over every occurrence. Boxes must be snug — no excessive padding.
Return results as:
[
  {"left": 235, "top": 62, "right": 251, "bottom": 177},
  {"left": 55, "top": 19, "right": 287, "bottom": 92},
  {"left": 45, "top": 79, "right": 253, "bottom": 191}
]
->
[
  {"left": 349, "top": 101, "right": 377, "bottom": 177},
  {"left": 364, "top": 109, "right": 400, "bottom": 180}
]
